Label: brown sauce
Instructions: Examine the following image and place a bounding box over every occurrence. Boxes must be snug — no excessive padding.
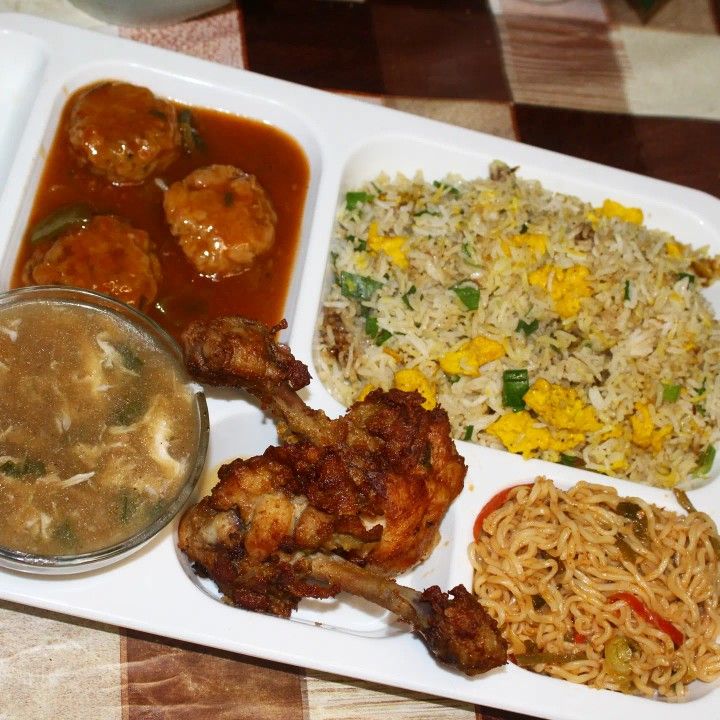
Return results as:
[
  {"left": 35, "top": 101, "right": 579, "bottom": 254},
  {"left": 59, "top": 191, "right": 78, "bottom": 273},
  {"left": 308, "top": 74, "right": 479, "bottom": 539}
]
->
[{"left": 12, "top": 82, "right": 310, "bottom": 341}]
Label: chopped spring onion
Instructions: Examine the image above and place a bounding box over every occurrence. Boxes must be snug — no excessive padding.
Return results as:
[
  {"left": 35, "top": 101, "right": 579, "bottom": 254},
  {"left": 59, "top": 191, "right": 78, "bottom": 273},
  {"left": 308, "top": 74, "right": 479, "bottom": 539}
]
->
[
  {"left": 402, "top": 285, "right": 417, "bottom": 310},
  {"left": 338, "top": 271, "right": 383, "bottom": 301},
  {"left": 516, "top": 318, "right": 539, "bottom": 336},
  {"left": 374, "top": 329, "right": 392, "bottom": 346},
  {"left": 559, "top": 453, "right": 585, "bottom": 468},
  {"left": 29, "top": 203, "right": 94, "bottom": 245},
  {"left": 502, "top": 369, "right": 529, "bottom": 411},
  {"left": 445, "top": 374, "right": 461, "bottom": 384},
  {"left": 432, "top": 180, "right": 460, "bottom": 197},
  {"left": 450, "top": 281, "right": 480, "bottom": 311},
  {"left": 623, "top": 280, "right": 631, "bottom": 301},
  {"left": 662, "top": 383, "right": 681, "bottom": 403},
  {"left": 345, "top": 191, "right": 374, "bottom": 210},
  {"left": 462, "top": 425, "right": 474, "bottom": 441},
  {"left": 676, "top": 272, "right": 696, "bottom": 285},
  {"left": 519, "top": 223, "right": 529, "bottom": 234},
  {"left": 177, "top": 109, "right": 205, "bottom": 153},
  {"left": 0, "top": 457, "right": 46, "bottom": 478},
  {"left": 693, "top": 445, "right": 716, "bottom": 477},
  {"left": 365, "top": 316, "right": 378, "bottom": 338}
]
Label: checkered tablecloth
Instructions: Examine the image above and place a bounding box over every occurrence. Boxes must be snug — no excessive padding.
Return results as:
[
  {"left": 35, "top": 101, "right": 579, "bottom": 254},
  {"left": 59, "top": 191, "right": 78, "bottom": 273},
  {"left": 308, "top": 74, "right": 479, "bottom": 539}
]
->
[{"left": 1, "top": 1, "right": 719, "bottom": 719}]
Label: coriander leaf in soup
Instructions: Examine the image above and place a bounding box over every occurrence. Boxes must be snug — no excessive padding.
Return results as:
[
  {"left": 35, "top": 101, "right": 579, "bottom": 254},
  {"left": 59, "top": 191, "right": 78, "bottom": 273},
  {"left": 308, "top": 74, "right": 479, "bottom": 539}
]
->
[
  {"left": 0, "top": 457, "right": 46, "bottom": 479},
  {"left": 345, "top": 191, "right": 374, "bottom": 211},
  {"left": 109, "top": 394, "right": 147, "bottom": 426},
  {"left": 111, "top": 342, "right": 144, "bottom": 373},
  {"left": 338, "top": 271, "right": 383, "bottom": 301},
  {"left": 52, "top": 519, "right": 77, "bottom": 548},
  {"left": 450, "top": 281, "right": 480, "bottom": 311}
]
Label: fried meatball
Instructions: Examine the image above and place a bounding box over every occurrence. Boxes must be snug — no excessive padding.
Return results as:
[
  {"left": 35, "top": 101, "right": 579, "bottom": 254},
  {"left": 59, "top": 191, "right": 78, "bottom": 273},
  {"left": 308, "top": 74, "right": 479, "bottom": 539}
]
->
[
  {"left": 163, "top": 164, "right": 277, "bottom": 279},
  {"left": 69, "top": 81, "right": 181, "bottom": 185},
  {"left": 24, "top": 215, "right": 162, "bottom": 309}
]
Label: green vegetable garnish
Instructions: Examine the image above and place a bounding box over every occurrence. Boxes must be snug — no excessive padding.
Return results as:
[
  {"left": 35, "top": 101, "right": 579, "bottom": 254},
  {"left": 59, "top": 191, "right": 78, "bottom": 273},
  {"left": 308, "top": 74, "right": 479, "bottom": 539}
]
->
[
  {"left": 502, "top": 369, "right": 529, "bottom": 411},
  {"left": 445, "top": 374, "right": 461, "bottom": 384},
  {"left": 374, "top": 329, "right": 392, "bottom": 346},
  {"left": 604, "top": 636, "right": 632, "bottom": 677},
  {"left": 432, "top": 180, "right": 460, "bottom": 197},
  {"left": 177, "top": 108, "right": 205, "bottom": 153},
  {"left": 519, "top": 223, "right": 528, "bottom": 234},
  {"left": 401, "top": 285, "right": 417, "bottom": 310},
  {"left": 109, "top": 395, "right": 147, "bottom": 426},
  {"left": 52, "top": 519, "right": 77, "bottom": 548},
  {"left": 345, "top": 191, "right": 373, "bottom": 210},
  {"left": 559, "top": 453, "right": 584, "bottom": 468},
  {"left": 693, "top": 445, "right": 716, "bottom": 477},
  {"left": 615, "top": 501, "right": 648, "bottom": 543},
  {"left": 0, "top": 457, "right": 46, "bottom": 478},
  {"left": 29, "top": 203, "right": 94, "bottom": 245},
  {"left": 462, "top": 425, "right": 474, "bottom": 441},
  {"left": 615, "top": 536, "right": 638, "bottom": 563},
  {"left": 365, "top": 315, "right": 379, "bottom": 338},
  {"left": 624, "top": 280, "right": 631, "bottom": 301},
  {"left": 662, "top": 383, "right": 681, "bottom": 403},
  {"left": 450, "top": 281, "right": 480, "bottom": 311},
  {"left": 112, "top": 343, "right": 144, "bottom": 373},
  {"left": 676, "top": 272, "right": 696, "bottom": 285},
  {"left": 338, "top": 271, "right": 383, "bottom": 301},
  {"left": 119, "top": 490, "right": 141, "bottom": 524},
  {"left": 516, "top": 318, "right": 539, "bottom": 336}
]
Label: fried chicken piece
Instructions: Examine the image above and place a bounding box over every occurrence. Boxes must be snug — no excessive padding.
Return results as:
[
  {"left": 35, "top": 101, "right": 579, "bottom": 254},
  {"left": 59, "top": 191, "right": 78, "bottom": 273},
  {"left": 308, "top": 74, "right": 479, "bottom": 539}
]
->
[
  {"left": 181, "top": 316, "right": 466, "bottom": 575},
  {"left": 178, "top": 491, "right": 507, "bottom": 675},
  {"left": 177, "top": 317, "right": 507, "bottom": 674}
]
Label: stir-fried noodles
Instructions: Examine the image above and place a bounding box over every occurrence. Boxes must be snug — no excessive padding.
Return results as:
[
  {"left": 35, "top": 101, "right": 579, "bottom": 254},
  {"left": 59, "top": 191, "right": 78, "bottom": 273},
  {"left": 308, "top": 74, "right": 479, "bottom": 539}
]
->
[{"left": 470, "top": 477, "right": 720, "bottom": 698}]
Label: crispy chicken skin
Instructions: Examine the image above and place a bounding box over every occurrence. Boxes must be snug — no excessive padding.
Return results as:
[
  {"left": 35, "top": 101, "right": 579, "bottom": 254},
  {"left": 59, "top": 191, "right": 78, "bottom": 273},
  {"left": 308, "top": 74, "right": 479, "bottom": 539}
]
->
[
  {"left": 177, "top": 316, "right": 508, "bottom": 675},
  {"left": 164, "top": 165, "right": 277, "bottom": 278},
  {"left": 181, "top": 316, "right": 466, "bottom": 575},
  {"left": 23, "top": 214, "right": 162, "bottom": 309},
  {"left": 69, "top": 81, "right": 181, "bottom": 185}
]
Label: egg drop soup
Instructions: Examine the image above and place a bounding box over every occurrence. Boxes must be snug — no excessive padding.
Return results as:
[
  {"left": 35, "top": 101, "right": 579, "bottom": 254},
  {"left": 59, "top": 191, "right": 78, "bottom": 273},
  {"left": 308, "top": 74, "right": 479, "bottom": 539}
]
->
[{"left": 0, "top": 296, "right": 201, "bottom": 557}]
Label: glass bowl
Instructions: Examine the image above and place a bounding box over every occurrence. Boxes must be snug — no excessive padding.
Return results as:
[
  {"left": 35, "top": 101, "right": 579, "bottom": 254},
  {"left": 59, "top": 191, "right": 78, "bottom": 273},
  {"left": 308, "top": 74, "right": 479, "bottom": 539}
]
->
[{"left": 0, "top": 285, "right": 209, "bottom": 574}]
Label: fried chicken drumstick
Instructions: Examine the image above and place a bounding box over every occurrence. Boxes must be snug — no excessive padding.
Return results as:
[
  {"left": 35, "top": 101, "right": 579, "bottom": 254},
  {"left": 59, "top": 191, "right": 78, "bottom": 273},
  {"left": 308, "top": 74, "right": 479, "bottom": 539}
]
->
[{"left": 178, "top": 316, "right": 507, "bottom": 675}]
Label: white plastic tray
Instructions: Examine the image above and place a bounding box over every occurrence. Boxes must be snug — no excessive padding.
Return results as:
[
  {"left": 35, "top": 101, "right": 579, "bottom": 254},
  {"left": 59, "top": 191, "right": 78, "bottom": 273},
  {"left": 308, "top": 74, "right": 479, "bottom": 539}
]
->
[{"left": 1, "top": 13, "right": 719, "bottom": 720}]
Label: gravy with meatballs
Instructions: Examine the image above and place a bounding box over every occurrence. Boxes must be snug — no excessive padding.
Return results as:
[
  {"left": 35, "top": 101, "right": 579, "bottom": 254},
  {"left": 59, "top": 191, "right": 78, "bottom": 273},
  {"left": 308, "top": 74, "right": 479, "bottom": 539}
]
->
[{"left": 13, "top": 81, "right": 310, "bottom": 341}]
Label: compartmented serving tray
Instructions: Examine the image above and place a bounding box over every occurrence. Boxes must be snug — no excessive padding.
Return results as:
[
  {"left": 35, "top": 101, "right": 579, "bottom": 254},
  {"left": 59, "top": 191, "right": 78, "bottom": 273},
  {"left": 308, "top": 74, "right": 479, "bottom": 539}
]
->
[{"left": 1, "top": 13, "right": 720, "bottom": 720}]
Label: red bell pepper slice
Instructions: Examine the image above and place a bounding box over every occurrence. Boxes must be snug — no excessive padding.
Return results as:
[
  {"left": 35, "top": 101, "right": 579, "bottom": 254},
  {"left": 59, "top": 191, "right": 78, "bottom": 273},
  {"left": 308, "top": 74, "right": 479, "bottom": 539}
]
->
[
  {"left": 608, "top": 592, "right": 684, "bottom": 648},
  {"left": 473, "top": 483, "right": 533, "bottom": 540},
  {"left": 573, "top": 630, "right": 587, "bottom": 644}
]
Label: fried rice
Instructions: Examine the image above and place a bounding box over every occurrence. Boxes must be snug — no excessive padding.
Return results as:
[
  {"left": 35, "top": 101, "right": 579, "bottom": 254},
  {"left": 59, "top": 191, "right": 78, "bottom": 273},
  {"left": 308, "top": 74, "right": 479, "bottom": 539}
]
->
[{"left": 313, "top": 161, "right": 720, "bottom": 489}]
